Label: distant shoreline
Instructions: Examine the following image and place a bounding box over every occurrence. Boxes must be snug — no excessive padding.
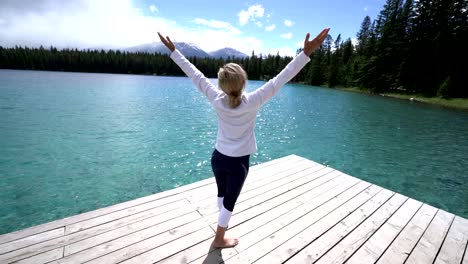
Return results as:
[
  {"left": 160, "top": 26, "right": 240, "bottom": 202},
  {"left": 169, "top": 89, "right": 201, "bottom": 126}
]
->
[
  {"left": 335, "top": 87, "right": 468, "bottom": 112},
  {"left": 1, "top": 68, "right": 467, "bottom": 111}
]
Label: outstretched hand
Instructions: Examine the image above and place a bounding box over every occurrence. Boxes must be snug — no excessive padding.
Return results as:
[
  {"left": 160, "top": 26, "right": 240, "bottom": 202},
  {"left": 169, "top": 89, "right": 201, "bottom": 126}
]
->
[
  {"left": 303, "top": 28, "right": 330, "bottom": 56},
  {"left": 158, "top": 32, "right": 175, "bottom": 52}
]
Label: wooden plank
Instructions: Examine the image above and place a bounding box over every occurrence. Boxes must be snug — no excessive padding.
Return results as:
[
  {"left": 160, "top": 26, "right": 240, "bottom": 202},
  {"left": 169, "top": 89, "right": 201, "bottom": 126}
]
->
[
  {"left": 55, "top": 211, "right": 204, "bottom": 264},
  {"left": 234, "top": 162, "right": 322, "bottom": 203},
  {"left": 313, "top": 193, "right": 408, "bottom": 264},
  {"left": 247, "top": 154, "right": 309, "bottom": 173},
  {"left": 221, "top": 176, "right": 362, "bottom": 264},
  {"left": 376, "top": 203, "right": 438, "bottom": 264},
  {"left": 13, "top": 247, "right": 63, "bottom": 264},
  {"left": 193, "top": 175, "right": 360, "bottom": 264},
  {"left": 152, "top": 155, "right": 305, "bottom": 215},
  {"left": 185, "top": 157, "right": 313, "bottom": 205},
  {"left": 0, "top": 209, "right": 201, "bottom": 264},
  {"left": 286, "top": 188, "right": 394, "bottom": 264},
  {"left": 434, "top": 216, "right": 468, "bottom": 264},
  {"left": 184, "top": 157, "right": 310, "bottom": 207},
  {"left": 156, "top": 237, "right": 215, "bottom": 264},
  {"left": 210, "top": 168, "right": 339, "bottom": 229},
  {"left": 192, "top": 157, "right": 318, "bottom": 204},
  {"left": 228, "top": 173, "right": 351, "bottom": 237},
  {"left": 64, "top": 205, "right": 195, "bottom": 256},
  {"left": 405, "top": 209, "right": 455, "bottom": 264},
  {"left": 0, "top": 227, "right": 64, "bottom": 254},
  {"left": 159, "top": 171, "right": 352, "bottom": 264},
  {"left": 64, "top": 192, "right": 188, "bottom": 234},
  {"left": 346, "top": 198, "right": 423, "bottom": 264},
  {"left": 118, "top": 227, "right": 215, "bottom": 264},
  {"left": 237, "top": 159, "right": 321, "bottom": 195},
  {"left": 5, "top": 198, "right": 188, "bottom": 256},
  {"left": 63, "top": 199, "right": 192, "bottom": 247},
  {"left": 255, "top": 184, "right": 384, "bottom": 264},
  {"left": 248, "top": 154, "right": 301, "bottom": 171},
  {"left": 192, "top": 166, "right": 335, "bottom": 228},
  {"left": 174, "top": 171, "right": 348, "bottom": 264},
  {"left": 196, "top": 163, "right": 325, "bottom": 216},
  {"left": 0, "top": 199, "right": 192, "bottom": 263},
  {"left": 0, "top": 176, "right": 210, "bottom": 245},
  {"left": 84, "top": 221, "right": 213, "bottom": 264}
]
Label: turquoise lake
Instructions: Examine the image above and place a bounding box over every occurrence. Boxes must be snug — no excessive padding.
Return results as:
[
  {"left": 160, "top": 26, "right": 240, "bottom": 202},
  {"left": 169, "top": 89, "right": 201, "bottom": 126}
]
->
[{"left": 0, "top": 69, "right": 467, "bottom": 234}]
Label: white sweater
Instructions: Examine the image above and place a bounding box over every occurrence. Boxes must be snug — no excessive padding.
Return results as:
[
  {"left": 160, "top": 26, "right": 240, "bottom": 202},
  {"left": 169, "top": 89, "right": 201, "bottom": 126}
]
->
[{"left": 170, "top": 50, "right": 310, "bottom": 157}]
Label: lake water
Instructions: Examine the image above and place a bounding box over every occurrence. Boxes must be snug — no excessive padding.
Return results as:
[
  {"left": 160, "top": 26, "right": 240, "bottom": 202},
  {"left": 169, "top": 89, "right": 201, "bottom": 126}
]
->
[{"left": 1, "top": 69, "right": 467, "bottom": 234}]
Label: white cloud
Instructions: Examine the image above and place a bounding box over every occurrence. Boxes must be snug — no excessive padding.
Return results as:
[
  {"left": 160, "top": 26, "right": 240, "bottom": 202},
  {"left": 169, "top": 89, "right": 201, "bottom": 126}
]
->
[
  {"left": 0, "top": 0, "right": 287, "bottom": 55},
  {"left": 280, "top": 32, "right": 293, "bottom": 39},
  {"left": 238, "top": 4, "right": 264, "bottom": 26},
  {"left": 193, "top": 18, "right": 242, "bottom": 35},
  {"left": 364, "top": 6, "right": 368, "bottom": 11},
  {"left": 284, "top": 19, "right": 294, "bottom": 27},
  {"left": 0, "top": 0, "right": 152, "bottom": 49},
  {"left": 255, "top": 21, "right": 263, "bottom": 28},
  {"left": 149, "top": 5, "right": 158, "bottom": 13},
  {"left": 265, "top": 24, "right": 276, "bottom": 31}
]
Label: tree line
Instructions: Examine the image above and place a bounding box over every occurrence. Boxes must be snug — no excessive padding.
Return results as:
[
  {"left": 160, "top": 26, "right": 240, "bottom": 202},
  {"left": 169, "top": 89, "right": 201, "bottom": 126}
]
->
[{"left": 0, "top": 0, "right": 466, "bottom": 98}]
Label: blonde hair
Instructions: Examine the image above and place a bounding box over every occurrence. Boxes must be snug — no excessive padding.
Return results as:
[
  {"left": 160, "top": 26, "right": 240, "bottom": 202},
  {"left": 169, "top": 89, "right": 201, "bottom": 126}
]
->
[{"left": 218, "top": 63, "right": 247, "bottom": 108}]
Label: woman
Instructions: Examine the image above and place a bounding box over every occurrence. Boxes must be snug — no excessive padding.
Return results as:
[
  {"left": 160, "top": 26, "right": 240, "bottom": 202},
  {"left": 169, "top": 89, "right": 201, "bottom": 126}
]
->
[{"left": 158, "top": 28, "right": 330, "bottom": 248}]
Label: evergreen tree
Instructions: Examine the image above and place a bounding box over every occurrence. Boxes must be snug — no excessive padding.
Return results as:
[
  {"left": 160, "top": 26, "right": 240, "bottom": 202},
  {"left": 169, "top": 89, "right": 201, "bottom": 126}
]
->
[{"left": 356, "top": 16, "right": 372, "bottom": 57}]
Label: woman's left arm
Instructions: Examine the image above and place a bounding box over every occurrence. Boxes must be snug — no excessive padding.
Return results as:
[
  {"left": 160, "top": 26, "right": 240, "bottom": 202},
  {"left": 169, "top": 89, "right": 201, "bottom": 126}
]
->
[{"left": 248, "top": 28, "right": 329, "bottom": 107}]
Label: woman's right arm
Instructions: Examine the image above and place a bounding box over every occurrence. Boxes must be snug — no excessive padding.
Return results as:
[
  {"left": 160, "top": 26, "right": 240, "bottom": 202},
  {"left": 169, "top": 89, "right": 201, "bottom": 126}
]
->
[
  {"left": 249, "top": 28, "right": 330, "bottom": 107},
  {"left": 158, "top": 33, "right": 221, "bottom": 102}
]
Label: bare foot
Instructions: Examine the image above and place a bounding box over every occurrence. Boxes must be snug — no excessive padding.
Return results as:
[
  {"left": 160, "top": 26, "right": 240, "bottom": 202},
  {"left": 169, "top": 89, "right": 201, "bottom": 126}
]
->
[{"left": 212, "top": 238, "right": 239, "bottom": 248}]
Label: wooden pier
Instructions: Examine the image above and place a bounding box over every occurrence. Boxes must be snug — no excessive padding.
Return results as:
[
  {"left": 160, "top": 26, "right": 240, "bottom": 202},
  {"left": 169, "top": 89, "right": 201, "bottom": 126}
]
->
[{"left": 1, "top": 155, "right": 467, "bottom": 263}]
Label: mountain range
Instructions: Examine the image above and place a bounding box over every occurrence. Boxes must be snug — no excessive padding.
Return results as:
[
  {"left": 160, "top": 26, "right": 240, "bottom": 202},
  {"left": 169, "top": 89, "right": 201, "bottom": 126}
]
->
[{"left": 124, "top": 42, "right": 248, "bottom": 59}]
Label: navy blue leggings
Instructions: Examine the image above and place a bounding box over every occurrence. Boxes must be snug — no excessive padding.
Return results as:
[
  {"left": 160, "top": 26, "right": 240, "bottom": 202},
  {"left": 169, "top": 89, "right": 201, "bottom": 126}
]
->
[{"left": 211, "top": 149, "right": 250, "bottom": 212}]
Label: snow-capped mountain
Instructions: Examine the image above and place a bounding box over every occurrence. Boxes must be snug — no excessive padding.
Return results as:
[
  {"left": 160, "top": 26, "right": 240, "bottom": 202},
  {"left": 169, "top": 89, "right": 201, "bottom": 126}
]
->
[
  {"left": 209, "top": 48, "right": 248, "bottom": 59},
  {"left": 124, "top": 42, "right": 248, "bottom": 59},
  {"left": 125, "top": 42, "right": 211, "bottom": 58}
]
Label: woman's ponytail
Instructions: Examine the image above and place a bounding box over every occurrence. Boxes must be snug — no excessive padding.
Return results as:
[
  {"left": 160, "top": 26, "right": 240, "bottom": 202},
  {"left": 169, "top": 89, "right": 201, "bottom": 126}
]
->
[
  {"left": 227, "top": 93, "right": 242, "bottom": 108},
  {"left": 218, "top": 63, "right": 247, "bottom": 109}
]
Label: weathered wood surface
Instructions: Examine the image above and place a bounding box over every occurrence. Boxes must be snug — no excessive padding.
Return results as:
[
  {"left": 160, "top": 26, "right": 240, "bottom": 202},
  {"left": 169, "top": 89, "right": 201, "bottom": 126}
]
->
[{"left": 1, "top": 154, "right": 466, "bottom": 264}]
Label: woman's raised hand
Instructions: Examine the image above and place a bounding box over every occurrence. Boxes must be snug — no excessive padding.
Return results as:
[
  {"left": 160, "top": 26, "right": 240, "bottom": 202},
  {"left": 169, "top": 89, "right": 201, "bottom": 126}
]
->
[
  {"left": 158, "top": 28, "right": 328, "bottom": 55},
  {"left": 303, "top": 28, "right": 330, "bottom": 56},
  {"left": 157, "top": 32, "right": 175, "bottom": 52}
]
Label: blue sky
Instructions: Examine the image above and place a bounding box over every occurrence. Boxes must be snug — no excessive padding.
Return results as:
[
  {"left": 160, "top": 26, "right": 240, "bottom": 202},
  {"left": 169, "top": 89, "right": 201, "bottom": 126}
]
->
[{"left": 0, "top": 0, "right": 384, "bottom": 56}]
